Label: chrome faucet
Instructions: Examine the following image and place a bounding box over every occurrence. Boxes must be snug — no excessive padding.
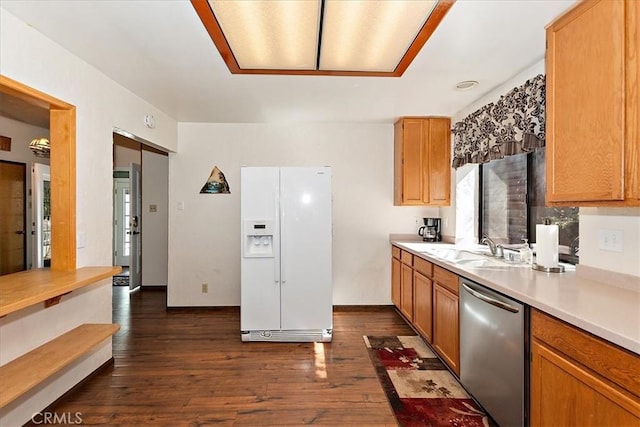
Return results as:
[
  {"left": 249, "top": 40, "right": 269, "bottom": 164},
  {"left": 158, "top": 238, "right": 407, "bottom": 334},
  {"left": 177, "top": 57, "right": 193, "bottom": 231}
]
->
[{"left": 480, "top": 236, "right": 504, "bottom": 258}]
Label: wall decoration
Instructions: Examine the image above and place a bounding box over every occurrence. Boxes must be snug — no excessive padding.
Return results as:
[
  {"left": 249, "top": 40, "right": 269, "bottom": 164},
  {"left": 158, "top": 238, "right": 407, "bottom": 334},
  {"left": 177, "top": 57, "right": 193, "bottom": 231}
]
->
[
  {"left": 200, "top": 166, "right": 230, "bottom": 194},
  {"left": 451, "top": 74, "right": 546, "bottom": 168},
  {"left": 0, "top": 135, "right": 12, "bottom": 151}
]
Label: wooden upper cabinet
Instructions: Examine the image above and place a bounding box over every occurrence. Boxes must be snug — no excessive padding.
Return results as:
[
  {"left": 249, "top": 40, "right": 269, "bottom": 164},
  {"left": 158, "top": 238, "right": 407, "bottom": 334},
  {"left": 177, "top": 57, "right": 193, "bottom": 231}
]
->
[
  {"left": 545, "top": 0, "right": 639, "bottom": 206},
  {"left": 394, "top": 117, "right": 451, "bottom": 206}
]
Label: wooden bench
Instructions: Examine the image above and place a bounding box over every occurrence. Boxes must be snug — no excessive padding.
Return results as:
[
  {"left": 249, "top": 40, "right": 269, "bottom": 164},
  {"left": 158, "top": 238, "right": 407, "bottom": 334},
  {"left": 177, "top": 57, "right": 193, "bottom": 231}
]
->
[{"left": 0, "top": 323, "right": 120, "bottom": 408}]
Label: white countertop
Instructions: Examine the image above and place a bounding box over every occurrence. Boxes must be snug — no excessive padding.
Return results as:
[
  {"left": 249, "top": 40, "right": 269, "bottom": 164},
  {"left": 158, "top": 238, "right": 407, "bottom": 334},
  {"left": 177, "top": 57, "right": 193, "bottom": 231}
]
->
[{"left": 390, "top": 237, "right": 640, "bottom": 355}]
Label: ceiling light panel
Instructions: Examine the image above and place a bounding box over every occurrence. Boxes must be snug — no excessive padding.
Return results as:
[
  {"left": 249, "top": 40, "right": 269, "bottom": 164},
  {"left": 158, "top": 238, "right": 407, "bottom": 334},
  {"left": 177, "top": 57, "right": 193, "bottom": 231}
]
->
[
  {"left": 319, "top": 0, "right": 437, "bottom": 72},
  {"left": 209, "top": 0, "right": 321, "bottom": 70}
]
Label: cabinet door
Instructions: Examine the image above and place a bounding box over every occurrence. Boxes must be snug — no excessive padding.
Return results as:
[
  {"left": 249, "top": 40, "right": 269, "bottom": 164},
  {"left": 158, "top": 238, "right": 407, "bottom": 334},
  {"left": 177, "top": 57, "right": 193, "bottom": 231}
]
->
[
  {"left": 433, "top": 283, "right": 459, "bottom": 375},
  {"left": 425, "top": 118, "right": 451, "bottom": 205},
  {"left": 546, "top": 0, "right": 626, "bottom": 202},
  {"left": 413, "top": 271, "right": 433, "bottom": 343},
  {"left": 400, "top": 119, "right": 424, "bottom": 204},
  {"left": 391, "top": 256, "right": 401, "bottom": 308},
  {"left": 400, "top": 263, "right": 414, "bottom": 320},
  {"left": 531, "top": 340, "right": 640, "bottom": 426}
]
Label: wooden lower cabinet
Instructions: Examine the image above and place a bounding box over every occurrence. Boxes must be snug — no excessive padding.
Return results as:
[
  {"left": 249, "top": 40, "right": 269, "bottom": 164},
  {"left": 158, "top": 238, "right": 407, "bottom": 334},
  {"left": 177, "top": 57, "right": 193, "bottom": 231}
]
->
[
  {"left": 400, "top": 263, "right": 414, "bottom": 321},
  {"left": 391, "top": 256, "right": 401, "bottom": 308},
  {"left": 531, "top": 309, "right": 640, "bottom": 426},
  {"left": 433, "top": 283, "right": 459, "bottom": 375},
  {"left": 413, "top": 270, "right": 433, "bottom": 343}
]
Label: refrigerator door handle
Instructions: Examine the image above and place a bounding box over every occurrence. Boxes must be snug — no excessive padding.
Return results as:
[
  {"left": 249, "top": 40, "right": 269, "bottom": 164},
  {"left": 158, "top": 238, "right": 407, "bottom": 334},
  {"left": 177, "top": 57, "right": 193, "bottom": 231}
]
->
[
  {"left": 280, "top": 190, "right": 286, "bottom": 284},
  {"left": 274, "top": 190, "right": 280, "bottom": 284}
]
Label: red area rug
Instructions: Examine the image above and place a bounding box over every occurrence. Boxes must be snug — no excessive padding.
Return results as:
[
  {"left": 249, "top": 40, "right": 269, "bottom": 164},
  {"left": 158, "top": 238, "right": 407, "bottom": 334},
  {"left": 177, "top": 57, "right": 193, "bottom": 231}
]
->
[{"left": 364, "top": 336, "right": 493, "bottom": 427}]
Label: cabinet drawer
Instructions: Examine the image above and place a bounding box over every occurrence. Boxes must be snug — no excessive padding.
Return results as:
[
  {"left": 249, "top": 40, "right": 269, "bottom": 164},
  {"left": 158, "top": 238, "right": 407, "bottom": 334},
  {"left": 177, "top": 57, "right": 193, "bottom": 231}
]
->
[
  {"left": 414, "top": 257, "right": 433, "bottom": 277},
  {"left": 433, "top": 265, "right": 458, "bottom": 294},
  {"left": 400, "top": 250, "right": 413, "bottom": 266},
  {"left": 392, "top": 246, "right": 401, "bottom": 260},
  {"left": 532, "top": 309, "right": 640, "bottom": 397}
]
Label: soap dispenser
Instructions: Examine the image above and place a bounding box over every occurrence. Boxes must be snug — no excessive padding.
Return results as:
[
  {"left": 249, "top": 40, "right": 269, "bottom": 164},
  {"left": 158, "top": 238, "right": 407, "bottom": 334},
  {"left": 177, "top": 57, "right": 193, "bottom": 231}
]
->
[{"left": 519, "top": 239, "right": 532, "bottom": 265}]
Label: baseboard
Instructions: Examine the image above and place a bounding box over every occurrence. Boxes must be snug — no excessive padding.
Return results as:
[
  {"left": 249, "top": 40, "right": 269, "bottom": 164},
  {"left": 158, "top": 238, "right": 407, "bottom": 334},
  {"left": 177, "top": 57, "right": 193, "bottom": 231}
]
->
[
  {"left": 166, "top": 306, "right": 240, "bottom": 312},
  {"left": 164, "top": 305, "right": 393, "bottom": 312},
  {"left": 333, "top": 305, "right": 396, "bottom": 312}
]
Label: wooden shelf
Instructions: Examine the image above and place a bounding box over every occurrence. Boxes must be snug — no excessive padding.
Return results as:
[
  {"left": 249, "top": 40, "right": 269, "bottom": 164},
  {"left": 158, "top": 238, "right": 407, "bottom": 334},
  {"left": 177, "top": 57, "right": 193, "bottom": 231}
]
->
[
  {"left": 0, "top": 266, "right": 121, "bottom": 317},
  {"left": 0, "top": 323, "right": 120, "bottom": 408}
]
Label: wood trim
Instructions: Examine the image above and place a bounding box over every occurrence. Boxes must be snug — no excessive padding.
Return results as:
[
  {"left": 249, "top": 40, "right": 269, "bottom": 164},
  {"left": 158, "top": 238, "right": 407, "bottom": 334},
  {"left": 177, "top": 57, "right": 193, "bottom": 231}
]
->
[
  {"left": 0, "top": 75, "right": 77, "bottom": 271},
  {"left": 190, "top": 0, "right": 455, "bottom": 77},
  {"left": 531, "top": 309, "right": 640, "bottom": 398},
  {"left": 627, "top": 0, "right": 639, "bottom": 200},
  {"left": 0, "top": 135, "right": 11, "bottom": 151},
  {"left": 0, "top": 323, "right": 120, "bottom": 408},
  {"left": 113, "top": 132, "right": 141, "bottom": 151},
  {"left": 0, "top": 266, "right": 121, "bottom": 317},
  {"left": 50, "top": 107, "right": 76, "bottom": 271},
  {"left": 141, "top": 144, "right": 168, "bottom": 156},
  {"left": 0, "top": 75, "right": 73, "bottom": 110},
  {"left": 394, "top": 0, "right": 456, "bottom": 76}
]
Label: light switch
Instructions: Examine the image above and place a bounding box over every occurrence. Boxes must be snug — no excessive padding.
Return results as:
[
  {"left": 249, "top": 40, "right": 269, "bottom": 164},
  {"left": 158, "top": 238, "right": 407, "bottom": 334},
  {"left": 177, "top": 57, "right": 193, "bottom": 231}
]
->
[
  {"left": 149, "top": 204, "right": 157, "bottom": 213},
  {"left": 177, "top": 201, "right": 185, "bottom": 211},
  {"left": 77, "top": 231, "right": 86, "bottom": 249}
]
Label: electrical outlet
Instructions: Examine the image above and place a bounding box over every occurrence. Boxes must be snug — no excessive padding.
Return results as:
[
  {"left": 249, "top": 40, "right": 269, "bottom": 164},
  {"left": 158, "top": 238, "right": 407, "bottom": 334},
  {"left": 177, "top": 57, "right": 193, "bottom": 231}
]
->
[
  {"left": 201, "top": 283, "right": 208, "bottom": 293},
  {"left": 598, "top": 229, "right": 623, "bottom": 252}
]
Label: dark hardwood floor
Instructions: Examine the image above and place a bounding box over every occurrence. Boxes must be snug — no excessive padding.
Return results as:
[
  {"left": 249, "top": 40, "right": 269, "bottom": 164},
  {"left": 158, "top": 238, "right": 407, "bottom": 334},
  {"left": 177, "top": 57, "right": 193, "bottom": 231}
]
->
[{"left": 36, "top": 286, "right": 413, "bottom": 426}]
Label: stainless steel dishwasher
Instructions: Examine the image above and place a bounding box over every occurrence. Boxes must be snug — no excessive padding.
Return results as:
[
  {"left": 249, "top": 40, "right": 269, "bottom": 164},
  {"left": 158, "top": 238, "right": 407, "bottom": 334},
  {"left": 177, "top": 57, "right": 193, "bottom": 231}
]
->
[{"left": 460, "top": 278, "right": 527, "bottom": 427}]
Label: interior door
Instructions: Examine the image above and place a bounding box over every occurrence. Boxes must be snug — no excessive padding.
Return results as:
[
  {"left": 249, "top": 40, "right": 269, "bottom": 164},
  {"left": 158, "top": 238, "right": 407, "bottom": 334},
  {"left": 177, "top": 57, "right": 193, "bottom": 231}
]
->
[
  {"left": 129, "top": 163, "right": 141, "bottom": 289},
  {"left": 280, "top": 167, "right": 332, "bottom": 331},
  {"left": 32, "top": 163, "right": 51, "bottom": 269},
  {"left": 0, "top": 161, "right": 27, "bottom": 275},
  {"left": 113, "top": 172, "right": 130, "bottom": 266}
]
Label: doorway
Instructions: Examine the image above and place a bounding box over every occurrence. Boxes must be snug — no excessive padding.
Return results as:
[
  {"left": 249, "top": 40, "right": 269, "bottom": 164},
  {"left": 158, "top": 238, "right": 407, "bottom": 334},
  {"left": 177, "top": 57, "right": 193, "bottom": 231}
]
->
[
  {"left": 0, "top": 160, "right": 26, "bottom": 275},
  {"left": 112, "top": 130, "right": 168, "bottom": 291},
  {"left": 32, "top": 163, "right": 51, "bottom": 268}
]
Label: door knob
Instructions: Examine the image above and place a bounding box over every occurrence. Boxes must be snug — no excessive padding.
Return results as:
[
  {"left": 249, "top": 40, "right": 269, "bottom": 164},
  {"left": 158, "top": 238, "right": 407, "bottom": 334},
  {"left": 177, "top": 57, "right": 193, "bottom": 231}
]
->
[
  {"left": 15, "top": 230, "right": 24, "bottom": 235},
  {"left": 132, "top": 231, "right": 140, "bottom": 235}
]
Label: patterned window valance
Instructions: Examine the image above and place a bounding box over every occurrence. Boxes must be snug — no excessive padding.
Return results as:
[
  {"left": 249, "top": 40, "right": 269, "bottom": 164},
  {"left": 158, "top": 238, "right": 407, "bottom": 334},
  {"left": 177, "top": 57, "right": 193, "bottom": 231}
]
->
[{"left": 451, "top": 74, "right": 546, "bottom": 168}]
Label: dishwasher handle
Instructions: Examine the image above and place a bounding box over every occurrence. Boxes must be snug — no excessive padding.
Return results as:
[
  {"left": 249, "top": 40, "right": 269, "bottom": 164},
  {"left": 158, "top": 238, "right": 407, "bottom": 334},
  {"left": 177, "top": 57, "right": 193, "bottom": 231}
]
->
[{"left": 461, "top": 283, "right": 520, "bottom": 313}]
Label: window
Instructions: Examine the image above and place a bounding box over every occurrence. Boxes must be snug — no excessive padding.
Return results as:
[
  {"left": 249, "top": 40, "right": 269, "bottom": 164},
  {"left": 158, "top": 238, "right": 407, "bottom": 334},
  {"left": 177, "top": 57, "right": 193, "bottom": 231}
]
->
[{"left": 479, "top": 148, "right": 579, "bottom": 263}]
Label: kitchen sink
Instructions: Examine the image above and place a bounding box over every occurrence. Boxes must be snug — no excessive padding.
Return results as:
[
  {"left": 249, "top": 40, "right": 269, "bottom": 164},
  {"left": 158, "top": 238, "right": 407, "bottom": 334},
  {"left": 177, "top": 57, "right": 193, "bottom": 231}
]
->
[{"left": 420, "top": 246, "right": 529, "bottom": 268}]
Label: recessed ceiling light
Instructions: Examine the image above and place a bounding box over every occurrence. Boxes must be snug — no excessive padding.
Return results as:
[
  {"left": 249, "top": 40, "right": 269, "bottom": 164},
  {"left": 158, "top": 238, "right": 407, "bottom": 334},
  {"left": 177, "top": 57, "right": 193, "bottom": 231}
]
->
[{"left": 455, "top": 80, "right": 479, "bottom": 91}]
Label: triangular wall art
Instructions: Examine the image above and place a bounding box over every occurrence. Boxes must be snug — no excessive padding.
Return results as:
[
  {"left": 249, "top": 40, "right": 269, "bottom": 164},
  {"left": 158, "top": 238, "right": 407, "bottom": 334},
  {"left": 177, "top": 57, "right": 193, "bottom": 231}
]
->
[{"left": 200, "top": 166, "right": 230, "bottom": 194}]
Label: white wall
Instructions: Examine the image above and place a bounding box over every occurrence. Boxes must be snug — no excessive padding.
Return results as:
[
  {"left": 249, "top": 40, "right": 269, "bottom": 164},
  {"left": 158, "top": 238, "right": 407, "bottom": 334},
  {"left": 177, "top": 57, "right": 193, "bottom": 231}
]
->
[
  {"left": 142, "top": 149, "right": 168, "bottom": 286},
  {"left": 442, "top": 59, "right": 640, "bottom": 278},
  {"left": 0, "top": 8, "right": 177, "bottom": 425},
  {"left": 0, "top": 116, "right": 50, "bottom": 269},
  {"left": 113, "top": 143, "right": 141, "bottom": 168},
  {"left": 168, "top": 123, "right": 438, "bottom": 307},
  {"left": 580, "top": 208, "right": 640, "bottom": 277}
]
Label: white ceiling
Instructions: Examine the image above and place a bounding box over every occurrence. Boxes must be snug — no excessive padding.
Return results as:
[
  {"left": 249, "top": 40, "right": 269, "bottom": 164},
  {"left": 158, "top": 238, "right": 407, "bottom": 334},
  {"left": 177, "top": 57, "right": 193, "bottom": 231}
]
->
[{"left": 1, "top": 0, "right": 576, "bottom": 124}]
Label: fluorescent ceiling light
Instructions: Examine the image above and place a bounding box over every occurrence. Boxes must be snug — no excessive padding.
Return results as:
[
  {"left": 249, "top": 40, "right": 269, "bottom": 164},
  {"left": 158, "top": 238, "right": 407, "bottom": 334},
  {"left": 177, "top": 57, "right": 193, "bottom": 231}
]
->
[
  {"left": 320, "top": 0, "right": 436, "bottom": 72},
  {"left": 192, "top": 0, "right": 455, "bottom": 76}
]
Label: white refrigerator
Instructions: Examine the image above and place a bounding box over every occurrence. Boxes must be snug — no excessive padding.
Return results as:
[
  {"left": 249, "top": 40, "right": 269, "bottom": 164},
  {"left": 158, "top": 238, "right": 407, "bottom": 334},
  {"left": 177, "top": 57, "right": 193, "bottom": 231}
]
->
[{"left": 240, "top": 166, "right": 333, "bottom": 342}]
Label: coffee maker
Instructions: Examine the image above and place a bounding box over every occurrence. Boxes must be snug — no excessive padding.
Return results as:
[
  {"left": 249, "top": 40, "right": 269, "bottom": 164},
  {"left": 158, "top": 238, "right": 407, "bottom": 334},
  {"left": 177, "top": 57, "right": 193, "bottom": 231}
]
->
[{"left": 418, "top": 218, "right": 441, "bottom": 242}]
